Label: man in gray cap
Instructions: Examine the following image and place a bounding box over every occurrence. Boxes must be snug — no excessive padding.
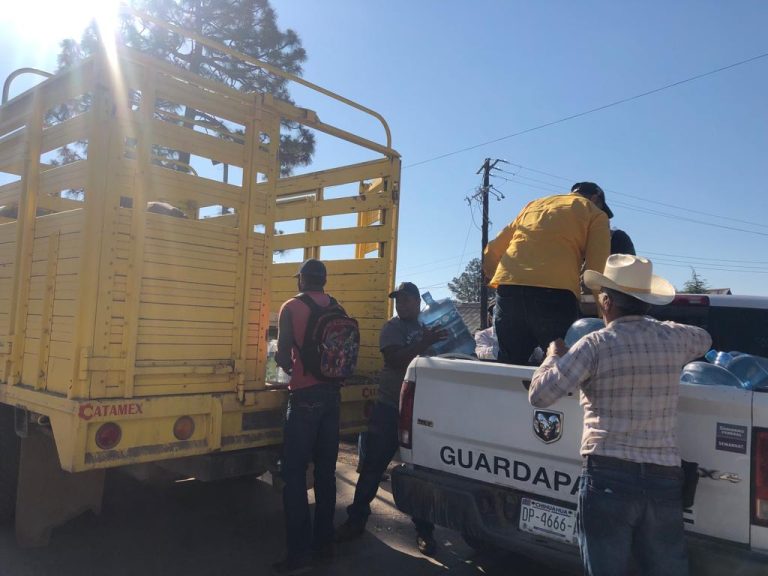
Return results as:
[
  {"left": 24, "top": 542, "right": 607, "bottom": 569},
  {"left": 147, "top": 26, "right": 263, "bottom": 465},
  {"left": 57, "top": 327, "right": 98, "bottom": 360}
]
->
[
  {"left": 274, "top": 259, "right": 341, "bottom": 575},
  {"left": 335, "top": 282, "right": 446, "bottom": 555}
]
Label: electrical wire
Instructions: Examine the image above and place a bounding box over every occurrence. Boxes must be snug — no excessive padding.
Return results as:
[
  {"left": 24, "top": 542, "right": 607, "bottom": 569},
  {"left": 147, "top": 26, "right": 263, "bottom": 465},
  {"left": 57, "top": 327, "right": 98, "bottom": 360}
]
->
[
  {"left": 405, "top": 51, "right": 768, "bottom": 169},
  {"left": 494, "top": 166, "right": 768, "bottom": 230}
]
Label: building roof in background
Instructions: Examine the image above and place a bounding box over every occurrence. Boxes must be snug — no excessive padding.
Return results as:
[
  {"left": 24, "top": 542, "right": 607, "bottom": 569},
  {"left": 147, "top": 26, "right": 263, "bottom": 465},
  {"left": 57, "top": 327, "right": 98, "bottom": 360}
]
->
[
  {"left": 707, "top": 288, "right": 733, "bottom": 295},
  {"left": 456, "top": 302, "right": 484, "bottom": 334}
]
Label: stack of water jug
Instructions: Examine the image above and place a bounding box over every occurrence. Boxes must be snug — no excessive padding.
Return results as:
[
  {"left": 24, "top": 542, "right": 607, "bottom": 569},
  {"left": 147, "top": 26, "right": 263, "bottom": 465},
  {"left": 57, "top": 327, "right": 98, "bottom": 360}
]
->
[
  {"left": 418, "top": 292, "right": 476, "bottom": 357},
  {"left": 681, "top": 350, "right": 768, "bottom": 390}
]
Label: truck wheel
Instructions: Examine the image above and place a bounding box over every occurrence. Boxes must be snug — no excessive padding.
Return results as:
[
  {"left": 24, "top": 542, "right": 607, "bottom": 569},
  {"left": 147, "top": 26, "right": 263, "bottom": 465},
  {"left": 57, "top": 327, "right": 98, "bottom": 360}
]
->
[
  {"left": 0, "top": 405, "right": 21, "bottom": 524},
  {"left": 462, "top": 533, "right": 496, "bottom": 553}
]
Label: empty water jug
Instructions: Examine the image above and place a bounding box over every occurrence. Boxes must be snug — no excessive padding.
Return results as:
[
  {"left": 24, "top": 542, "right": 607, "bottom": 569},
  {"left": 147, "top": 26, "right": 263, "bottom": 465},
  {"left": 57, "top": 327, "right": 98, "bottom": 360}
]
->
[
  {"left": 564, "top": 317, "right": 605, "bottom": 347},
  {"left": 419, "top": 292, "right": 476, "bottom": 356},
  {"left": 726, "top": 354, "right": 768, "bottom": 391},
  {"left": 705, "top": 349, "right": 733, "bottom": 367},
  {"left": 680, "top": 361, "right": 743, "bottom": 388}
]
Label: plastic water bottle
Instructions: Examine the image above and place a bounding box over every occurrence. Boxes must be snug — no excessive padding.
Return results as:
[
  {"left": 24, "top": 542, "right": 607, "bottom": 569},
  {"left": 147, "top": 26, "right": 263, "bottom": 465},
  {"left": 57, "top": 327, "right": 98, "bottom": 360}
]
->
[
  {"left": 725, "top": 354, "right": 768, "bottom": 391},
  {"left": 266, "top": 338, "right": 291, "bottom": 385},
  {"left": 680, "top": 361, "right": 743, "bottom": 388},
  {"left": 704, "top": 349, "right": 734, "bottom": 368},
  {"left": 419, "top": 292, "right": 476, "bottom": 356},
  {"left": 564, "top": 318, "right": 605, "bottom": 347}
]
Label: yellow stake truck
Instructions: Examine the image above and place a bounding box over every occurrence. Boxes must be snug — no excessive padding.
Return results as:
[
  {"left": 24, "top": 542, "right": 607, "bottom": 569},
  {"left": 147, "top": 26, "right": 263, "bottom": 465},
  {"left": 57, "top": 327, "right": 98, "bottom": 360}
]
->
[{"left": 0, "top": 11, "right": 399, "bottom": 545}]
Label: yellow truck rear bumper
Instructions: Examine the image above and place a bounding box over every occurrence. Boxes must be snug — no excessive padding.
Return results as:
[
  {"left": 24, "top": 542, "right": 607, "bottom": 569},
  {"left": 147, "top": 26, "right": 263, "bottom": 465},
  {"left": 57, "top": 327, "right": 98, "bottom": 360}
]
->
[{"left": 0, "top": 383, "right": 378, "bottom": 472}]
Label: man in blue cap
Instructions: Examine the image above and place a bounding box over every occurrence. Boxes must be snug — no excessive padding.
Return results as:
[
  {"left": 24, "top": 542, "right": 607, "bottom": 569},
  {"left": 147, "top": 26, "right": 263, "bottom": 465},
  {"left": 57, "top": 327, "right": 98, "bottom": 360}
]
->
[{"left": 335, "top": 282, "right": 446, "bottom": 555}]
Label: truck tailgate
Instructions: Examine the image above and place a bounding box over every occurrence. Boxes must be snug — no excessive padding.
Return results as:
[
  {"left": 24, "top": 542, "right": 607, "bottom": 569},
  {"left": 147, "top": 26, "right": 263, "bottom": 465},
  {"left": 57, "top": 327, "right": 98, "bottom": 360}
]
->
[
  {"left": 406, "top": 357, "right": 757, "bottom": 547},
  {"left": 408, "top": 357, "right": 583, "bottom": 504}
]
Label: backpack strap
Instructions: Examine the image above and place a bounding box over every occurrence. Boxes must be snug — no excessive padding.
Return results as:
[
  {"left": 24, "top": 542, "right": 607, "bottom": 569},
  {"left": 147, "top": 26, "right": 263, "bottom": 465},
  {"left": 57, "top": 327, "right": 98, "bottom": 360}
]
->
[{"left": 296, "top": 292, "right": 320, "bottom": 312}]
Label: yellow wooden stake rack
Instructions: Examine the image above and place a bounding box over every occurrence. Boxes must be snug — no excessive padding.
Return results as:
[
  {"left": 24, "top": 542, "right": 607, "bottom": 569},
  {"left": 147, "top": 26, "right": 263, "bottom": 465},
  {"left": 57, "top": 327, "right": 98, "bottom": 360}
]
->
[{"left": 0, "top": 8, "right": 399, "bottom": 544}]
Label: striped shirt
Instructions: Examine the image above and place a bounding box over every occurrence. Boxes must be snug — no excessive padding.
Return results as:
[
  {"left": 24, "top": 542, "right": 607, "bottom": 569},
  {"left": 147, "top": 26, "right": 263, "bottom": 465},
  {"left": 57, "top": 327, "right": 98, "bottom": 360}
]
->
[{"left": 529, "top": 316, "right": 711, "bottom": 466}]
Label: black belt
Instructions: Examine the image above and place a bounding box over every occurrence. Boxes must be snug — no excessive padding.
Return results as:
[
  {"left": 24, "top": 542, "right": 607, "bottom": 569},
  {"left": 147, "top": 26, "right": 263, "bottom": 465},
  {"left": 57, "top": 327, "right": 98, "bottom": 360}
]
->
[{"left": 584, "top": 455, "right": 680, "bottom": 477}]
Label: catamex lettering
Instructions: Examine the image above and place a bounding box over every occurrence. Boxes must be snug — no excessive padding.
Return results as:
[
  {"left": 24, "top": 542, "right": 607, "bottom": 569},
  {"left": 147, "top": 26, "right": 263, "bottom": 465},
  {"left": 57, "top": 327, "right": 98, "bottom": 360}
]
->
[{"left": 439, "top": 445, "right": 579, "bottom": 495}]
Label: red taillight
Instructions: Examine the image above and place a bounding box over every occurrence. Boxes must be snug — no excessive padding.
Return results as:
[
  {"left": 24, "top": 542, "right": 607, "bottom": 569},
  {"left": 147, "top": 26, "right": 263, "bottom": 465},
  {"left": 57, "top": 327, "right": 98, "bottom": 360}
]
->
[
  {"left": 95, "top": 422, "right": 122, "bottom": 450},
  {"left": 399, "top": 380, "right": 415, "bottom": 449},
  {"left": 671, "top": 295, "right": 710, "bottom": 306},
  {"left": 755, "top": 429, "right": 768, "bottom": 526},
  {"left": 173, "top": 416, "right": 195, "bottom": 441}
]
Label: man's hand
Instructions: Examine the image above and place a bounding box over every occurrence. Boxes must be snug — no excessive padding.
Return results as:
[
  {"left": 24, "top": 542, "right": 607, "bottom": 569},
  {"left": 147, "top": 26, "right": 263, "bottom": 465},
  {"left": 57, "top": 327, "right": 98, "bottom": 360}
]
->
[
  {"left": 547, "top": 338, "right": 569, "bottom": 358},
  {"left": 423, "top": 326, "right": 449, "bottom": 345}
]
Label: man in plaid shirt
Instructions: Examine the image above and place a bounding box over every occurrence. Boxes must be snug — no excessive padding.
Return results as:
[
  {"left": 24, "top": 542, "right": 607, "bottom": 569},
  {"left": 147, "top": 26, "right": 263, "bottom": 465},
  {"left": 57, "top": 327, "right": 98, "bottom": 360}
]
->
[{"left": 529, "top": 254, "right": 711, "bottom": 576}]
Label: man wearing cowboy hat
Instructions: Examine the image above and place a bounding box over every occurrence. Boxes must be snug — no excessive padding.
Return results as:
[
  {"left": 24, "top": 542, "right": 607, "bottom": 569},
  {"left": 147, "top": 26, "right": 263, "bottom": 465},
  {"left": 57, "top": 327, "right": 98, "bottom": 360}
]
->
[
  {"left": 483, "top": 182, "right": 611, "bottom": 365},
  {"left": 528, "top": 255, "right": 711, "bottom": 576}
]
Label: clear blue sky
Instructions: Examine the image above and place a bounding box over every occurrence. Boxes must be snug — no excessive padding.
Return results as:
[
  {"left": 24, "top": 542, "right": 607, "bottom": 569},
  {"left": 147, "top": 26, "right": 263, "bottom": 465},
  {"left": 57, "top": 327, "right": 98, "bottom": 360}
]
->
[{"left": 2, "top": 1, "right": 767, "bottom": 298}]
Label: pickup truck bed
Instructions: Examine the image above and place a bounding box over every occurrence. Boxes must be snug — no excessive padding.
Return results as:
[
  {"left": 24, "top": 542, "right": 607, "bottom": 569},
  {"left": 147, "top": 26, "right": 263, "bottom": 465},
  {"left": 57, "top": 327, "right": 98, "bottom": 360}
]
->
[{"left": 392, "top": 357, "right": 768, "bottom": 575}]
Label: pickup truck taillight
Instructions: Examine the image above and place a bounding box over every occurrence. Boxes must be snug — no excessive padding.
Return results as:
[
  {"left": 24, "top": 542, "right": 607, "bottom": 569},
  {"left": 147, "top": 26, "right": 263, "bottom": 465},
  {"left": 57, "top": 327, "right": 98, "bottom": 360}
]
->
[
  {"left": 754, "top": 428, "right": 768, "bottom": 526},
  {"left": 399, "top": 380, "right": 416, "bottom": 449}
]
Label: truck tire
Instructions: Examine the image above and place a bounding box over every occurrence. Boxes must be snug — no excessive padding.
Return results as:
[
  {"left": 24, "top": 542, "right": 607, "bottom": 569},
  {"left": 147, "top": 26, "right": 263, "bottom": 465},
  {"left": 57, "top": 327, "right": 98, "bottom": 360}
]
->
[{"left": 0, "top": 405, "right": 21, "bottom": 524}]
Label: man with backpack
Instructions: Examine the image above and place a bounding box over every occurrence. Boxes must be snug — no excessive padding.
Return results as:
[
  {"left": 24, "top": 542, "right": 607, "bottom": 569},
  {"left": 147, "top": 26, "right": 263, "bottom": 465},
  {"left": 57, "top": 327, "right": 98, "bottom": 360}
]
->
[
  {"left": 273, "top": 259, "right": 359, "bottom": 575},
  {"left": 335, "top": 281, "right": 446, "bottom": 556}
]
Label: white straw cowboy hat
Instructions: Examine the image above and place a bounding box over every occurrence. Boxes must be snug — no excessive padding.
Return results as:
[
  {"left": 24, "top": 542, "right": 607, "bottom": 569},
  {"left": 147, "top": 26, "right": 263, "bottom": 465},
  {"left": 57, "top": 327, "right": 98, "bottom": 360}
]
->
[{"left": 583, "top": 254, "right": 676, "bottom": 306}]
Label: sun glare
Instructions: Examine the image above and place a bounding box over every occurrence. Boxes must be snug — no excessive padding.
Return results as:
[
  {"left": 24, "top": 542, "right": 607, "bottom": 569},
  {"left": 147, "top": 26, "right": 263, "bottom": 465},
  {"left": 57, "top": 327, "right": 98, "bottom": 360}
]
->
[{"left": 3, "top": 0, "right": 123, "bottom": 47}]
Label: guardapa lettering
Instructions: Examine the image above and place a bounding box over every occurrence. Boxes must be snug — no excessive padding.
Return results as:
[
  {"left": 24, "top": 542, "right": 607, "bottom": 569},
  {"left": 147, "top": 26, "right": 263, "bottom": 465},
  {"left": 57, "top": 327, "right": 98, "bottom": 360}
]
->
[{"left": 439, "top": 445, "right": 579, "bottom": 496}]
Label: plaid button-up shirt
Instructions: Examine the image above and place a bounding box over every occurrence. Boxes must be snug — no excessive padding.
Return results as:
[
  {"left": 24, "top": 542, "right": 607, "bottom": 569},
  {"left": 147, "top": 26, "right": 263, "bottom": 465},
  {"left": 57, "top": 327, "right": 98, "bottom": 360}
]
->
[{"left": 529, "top": 315, "right": 711, "bottom": 466}]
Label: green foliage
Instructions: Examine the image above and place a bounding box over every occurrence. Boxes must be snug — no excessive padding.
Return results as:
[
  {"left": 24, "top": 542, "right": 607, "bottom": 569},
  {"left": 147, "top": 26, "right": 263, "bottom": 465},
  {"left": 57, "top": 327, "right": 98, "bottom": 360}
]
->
[
  {"left": 53, "top": 0, "right": 314, "bottom": 176},
  {"left": 680, "top": 268, "right": 711, "bottom": 294},
  {"left": 448, "top": 258, "right": 495, "bottom": 303}
]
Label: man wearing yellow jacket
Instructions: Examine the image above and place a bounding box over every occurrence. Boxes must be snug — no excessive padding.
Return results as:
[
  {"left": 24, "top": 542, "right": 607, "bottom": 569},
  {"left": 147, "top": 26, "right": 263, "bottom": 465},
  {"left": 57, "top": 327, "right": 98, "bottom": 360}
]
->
[{"left": 483, "top": 182, "right": 611, "bottom": 365}]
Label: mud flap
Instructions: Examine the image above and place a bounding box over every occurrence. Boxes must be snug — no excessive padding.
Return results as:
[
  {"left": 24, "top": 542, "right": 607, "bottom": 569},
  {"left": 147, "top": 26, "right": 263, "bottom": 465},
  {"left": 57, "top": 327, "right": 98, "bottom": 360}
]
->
[{"left": 15, "top": 427, "right": 105, "bottom": 547}]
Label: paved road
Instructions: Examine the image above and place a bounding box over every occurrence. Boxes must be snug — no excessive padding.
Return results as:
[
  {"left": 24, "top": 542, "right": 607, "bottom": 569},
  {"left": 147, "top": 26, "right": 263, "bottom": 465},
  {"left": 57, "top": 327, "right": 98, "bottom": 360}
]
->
[{"left": 0, "top": 444, "right": 579, "bottom": 576}]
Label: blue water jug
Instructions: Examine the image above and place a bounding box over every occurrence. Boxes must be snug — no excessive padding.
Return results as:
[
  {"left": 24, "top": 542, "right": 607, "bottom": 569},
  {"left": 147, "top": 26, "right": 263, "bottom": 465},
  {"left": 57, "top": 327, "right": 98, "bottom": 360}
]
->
[
  {"left": 680, "top": 361, "right": 743, "bottom": 388},
  {"left": 419, "top": 292, "right": 476, "bottom": 356},
  {"left": 564, "top": 318, "right": 605, "bottom": 347},
  {"left": 705, "top": 349, "right": 734, "bottom": 368},
  {"left": 725, "top": 354, "right": 768, "bottom": 391}
]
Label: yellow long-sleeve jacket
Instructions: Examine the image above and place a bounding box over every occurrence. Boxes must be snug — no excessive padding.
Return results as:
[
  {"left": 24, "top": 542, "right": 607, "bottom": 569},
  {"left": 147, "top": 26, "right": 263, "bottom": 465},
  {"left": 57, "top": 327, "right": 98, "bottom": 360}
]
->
[{"left": 483, "top": 193, "right": 610, "bottom": 298}]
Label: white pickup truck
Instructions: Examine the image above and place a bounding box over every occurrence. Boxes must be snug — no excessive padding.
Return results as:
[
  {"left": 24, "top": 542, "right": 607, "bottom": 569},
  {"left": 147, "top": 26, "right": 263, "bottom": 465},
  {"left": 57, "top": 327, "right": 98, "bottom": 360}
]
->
[{"left": 391, "top": 294, "right": 768, "bottom": 574}]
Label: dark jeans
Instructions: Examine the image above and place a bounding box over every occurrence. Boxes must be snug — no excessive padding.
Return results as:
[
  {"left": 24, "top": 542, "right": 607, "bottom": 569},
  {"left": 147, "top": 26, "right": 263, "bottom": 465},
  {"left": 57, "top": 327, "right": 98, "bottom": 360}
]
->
[
  {"left": 281, "top": 384, "right": 341, "bottom": 559},
  {"left": 494, "top": 284, "right": 579, "bottom": 365},
  {"left": 579, "top": 455, "right": 688, "bottom": 576},
  {"left": 347, "top": 402, "right": 433, "bottom": 537}
]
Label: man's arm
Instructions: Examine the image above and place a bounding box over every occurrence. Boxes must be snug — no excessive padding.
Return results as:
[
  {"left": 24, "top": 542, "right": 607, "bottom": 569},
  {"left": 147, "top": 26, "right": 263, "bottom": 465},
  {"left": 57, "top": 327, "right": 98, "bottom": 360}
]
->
[
  {"left": 483, "top": 216, "right": 519, "bottom": 281},
  {"left": 584, "top": 211, "right": 610, "bottom": 276},
  {"left": 275, "top": 305, "right": 294, "bottom": 373},
  {"left": 529, "top": 338, "right": 594, "bottom": 407},
  {"left": 672, "top": 323, "right": 712, "bottom": 360},
  {"left": 382, "top": 331, "right": 444, "bottom": 370}
]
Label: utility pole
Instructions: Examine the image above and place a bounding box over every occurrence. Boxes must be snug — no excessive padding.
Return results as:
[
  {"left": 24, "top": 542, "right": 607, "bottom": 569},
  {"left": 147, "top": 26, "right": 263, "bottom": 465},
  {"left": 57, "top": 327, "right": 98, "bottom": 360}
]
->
[{"left": 475, "top": 158, "right": 504, "bottom": 329}]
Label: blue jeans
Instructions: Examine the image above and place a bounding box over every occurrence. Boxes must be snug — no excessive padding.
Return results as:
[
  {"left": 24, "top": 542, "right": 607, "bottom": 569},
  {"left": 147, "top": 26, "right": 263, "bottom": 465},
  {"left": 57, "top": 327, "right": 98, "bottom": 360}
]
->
[
  {"left": 579, "top": 456, "right": 688, "bottom": 576},
  {"left": 347, "top": 402, "right": 433, "bottom": 537},
  {"left": 494, "top": 285, "right": 579, "bottom": 365},
  {"left": 281, "top": 384, "right": 341, "bottom": 559}
]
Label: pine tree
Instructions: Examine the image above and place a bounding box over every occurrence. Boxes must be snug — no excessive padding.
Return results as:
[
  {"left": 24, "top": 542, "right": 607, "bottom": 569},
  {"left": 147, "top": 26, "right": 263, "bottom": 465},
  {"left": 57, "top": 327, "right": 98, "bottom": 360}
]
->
[
  {"left": 681, "top": 268, "right": 711, "bottom": 294},
  {"left": 51, "top": 0, "right": 314, "bottom": 177},
  {"left": 448, "top": 258, "right": 495, "bottom": 303}
]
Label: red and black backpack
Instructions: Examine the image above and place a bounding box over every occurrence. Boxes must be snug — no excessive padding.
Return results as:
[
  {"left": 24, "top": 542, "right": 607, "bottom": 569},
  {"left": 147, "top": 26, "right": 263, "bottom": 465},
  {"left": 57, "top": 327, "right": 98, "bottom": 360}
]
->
[{"left": 296, "top": 293, "right": 360, "bottom": 382}]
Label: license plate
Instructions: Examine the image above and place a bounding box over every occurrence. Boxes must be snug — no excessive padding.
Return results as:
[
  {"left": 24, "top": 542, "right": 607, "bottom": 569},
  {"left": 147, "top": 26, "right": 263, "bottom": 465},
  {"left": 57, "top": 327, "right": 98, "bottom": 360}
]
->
[{"left": 519, "top": 498, "right": 578, "bottom": 545}]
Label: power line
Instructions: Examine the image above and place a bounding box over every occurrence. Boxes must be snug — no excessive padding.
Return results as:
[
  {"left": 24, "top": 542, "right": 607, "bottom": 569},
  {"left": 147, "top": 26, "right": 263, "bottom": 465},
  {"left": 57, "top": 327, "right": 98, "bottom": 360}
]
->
[
  {"left": 405, "top": 51, "right": 768, "bottom": 169},
  {"left": 644, "top": 250, "right": 768, "bottom": 265},
  {"left": 497, "top": 166, "right": 768, "bottom": 231},
  {"left": 609, "top": 199, "right": 768, "bottom": 238},
  {"left": 492, "top": 174, "right": 768, "bottom": 237}
]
